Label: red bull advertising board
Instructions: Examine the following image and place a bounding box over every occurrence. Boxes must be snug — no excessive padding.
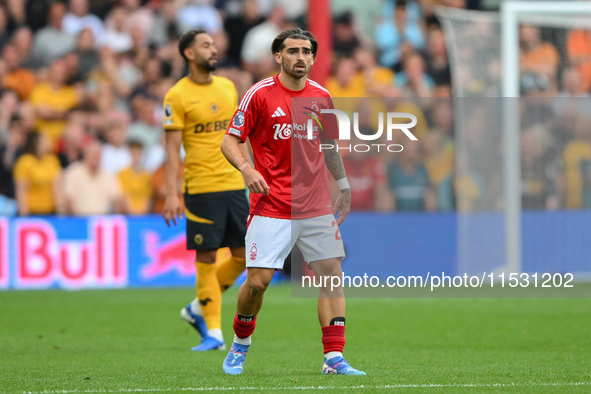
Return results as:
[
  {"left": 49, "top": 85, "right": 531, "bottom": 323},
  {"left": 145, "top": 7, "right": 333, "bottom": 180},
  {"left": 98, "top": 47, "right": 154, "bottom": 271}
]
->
[{"left": 0, "top": 215, "right": 204, "bottom": 289}]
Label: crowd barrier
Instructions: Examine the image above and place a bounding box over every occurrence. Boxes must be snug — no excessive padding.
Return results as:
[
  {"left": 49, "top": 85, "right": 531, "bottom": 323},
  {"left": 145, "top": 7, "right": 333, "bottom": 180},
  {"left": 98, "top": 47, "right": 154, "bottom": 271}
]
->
[{"left": 1, "top": 212, "right": 589, "bottom": 290}]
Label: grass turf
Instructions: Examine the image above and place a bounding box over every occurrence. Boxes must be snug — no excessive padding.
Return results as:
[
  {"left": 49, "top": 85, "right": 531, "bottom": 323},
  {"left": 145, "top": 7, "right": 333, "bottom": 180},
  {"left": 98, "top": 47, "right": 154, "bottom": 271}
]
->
[{"left": 1, "top": 285, "right": 590, "bottom": 393}]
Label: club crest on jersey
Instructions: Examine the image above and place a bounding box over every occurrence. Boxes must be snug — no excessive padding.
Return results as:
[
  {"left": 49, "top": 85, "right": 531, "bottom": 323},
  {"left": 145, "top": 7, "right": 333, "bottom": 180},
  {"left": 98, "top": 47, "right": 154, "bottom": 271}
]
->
[
  {"left": 250, "top": 243, "right": 257, "bottom": 261},
  {"left": 210, "top": 102, "right": 219, "bottom": 114},
  {"left": 165, "top": 104, "right": 172, "bottom": 118},
  {"left": 273, "top": 123, "right": 292, "bottom": 140},
  {"left": 233, "top": 111, "right": 245, "bottom": 127}
]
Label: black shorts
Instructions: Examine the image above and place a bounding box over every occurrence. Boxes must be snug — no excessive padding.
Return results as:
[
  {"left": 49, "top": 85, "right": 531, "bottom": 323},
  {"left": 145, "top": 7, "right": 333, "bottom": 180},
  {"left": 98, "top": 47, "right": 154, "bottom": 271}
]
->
[{"left": 184, "top": 189, "right": 249, "bottom": 251}]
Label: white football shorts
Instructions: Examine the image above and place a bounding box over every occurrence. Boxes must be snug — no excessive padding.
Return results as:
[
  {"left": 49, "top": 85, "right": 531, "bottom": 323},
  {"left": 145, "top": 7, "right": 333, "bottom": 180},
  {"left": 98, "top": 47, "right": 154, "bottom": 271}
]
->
[{"left": 245, "top": 214, "right": 345, "bottom": 269}]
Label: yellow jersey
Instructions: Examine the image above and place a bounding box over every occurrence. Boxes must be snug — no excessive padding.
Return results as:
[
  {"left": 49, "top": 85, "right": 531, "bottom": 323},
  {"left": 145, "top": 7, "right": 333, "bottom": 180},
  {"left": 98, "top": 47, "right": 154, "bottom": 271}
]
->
[
  {"left": 118, "top": 167, "right": 153, "bottom": 214},
  {"left": 13, "top": 153, "right": 61, "bottom": 214},
  {"left": 163, "top": 75, "right": 245, "bottom": 194},
  {"left": 29, "top": 82, "right": 78, "bottom": 145}
]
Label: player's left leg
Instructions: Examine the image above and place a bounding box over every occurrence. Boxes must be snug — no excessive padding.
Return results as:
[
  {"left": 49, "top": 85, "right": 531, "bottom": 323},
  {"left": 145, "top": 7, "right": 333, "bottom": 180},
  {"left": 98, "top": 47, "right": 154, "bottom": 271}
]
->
[
  {"left": 310, "top": 258, "right": 365, "bottom": 376},
  {"left": 297, "top": 214, "right": 366, "bottom": 376}
]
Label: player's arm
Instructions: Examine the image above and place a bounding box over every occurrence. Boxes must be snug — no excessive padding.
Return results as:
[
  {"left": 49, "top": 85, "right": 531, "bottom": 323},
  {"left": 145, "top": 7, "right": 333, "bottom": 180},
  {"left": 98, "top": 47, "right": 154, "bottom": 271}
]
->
[
  {"left": 221, "top": 134, "right": 269, "bottom": 194},
  {"left": 162, "top": 130, "right": 184, "bottom": 226},
  {"left": 321, "top": 139, "right": 351, "bottom": 226}
]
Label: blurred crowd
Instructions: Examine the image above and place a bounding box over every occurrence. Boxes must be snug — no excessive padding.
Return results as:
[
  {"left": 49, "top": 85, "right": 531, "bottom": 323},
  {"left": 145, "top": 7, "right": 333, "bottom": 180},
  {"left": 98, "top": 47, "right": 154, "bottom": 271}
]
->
[{"left": 1, "top": 0, "right": 591, "bottom": 216}]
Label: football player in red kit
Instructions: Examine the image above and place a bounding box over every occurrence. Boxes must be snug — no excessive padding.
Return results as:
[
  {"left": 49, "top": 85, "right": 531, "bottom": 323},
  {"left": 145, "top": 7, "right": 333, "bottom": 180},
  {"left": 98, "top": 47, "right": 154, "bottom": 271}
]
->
[{"left": 220, "top": 27, "right": 365, "bottom": 376}]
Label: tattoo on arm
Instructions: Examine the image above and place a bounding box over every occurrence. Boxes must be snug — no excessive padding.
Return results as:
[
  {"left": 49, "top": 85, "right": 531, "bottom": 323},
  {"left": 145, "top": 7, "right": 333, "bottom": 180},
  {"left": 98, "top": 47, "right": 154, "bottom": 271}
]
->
[{"left": 322, "top": 139, "right": 346, "bottom": 180}]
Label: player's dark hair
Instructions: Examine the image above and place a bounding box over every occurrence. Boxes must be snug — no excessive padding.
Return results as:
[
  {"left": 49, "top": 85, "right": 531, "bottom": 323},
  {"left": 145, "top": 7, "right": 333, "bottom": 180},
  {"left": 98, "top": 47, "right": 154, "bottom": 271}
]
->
[
  {"left": 271, "top": 28, "right": 318, "bottom": 58},
  {"left": 178, "top": 29, "right": 208, "bottom": 62}
]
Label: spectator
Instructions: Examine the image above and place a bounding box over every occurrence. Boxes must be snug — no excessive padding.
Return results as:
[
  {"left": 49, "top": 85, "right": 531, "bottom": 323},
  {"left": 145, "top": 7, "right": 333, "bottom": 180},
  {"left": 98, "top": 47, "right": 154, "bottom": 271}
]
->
[
  {"left": 29, "top": 58, "right": 79, "bottom": 146},
  {"left": 0, "top": 114, "right": 26, "bottom": 201},
  {"left": 106, "top": 0, "right": 154, "bottom": 40},
  {"left": 387, "top": 141, "right": 435, "bottom": 212},
  {"left": 147, "top": 0, "right": 180, "bottom": 47},
  {"left": 519, "top": 24, "right": 559, "bottom": 88},
  {"left": 333, "top": 12, "right": 361, "bottom": 58},
  {"left": 57, "top": 122, "right": 86, "bottom": 169},
  {"left": 126, "top": 96, "right": 162, "bottom": 152},
  {"left": 118, "top": 140, "right": 152, "bottom": 215},
  {"left": 438, "top": 152, "right": 484, "bottom": 212},
  {"left": 100, "top": 119, "right": 132, "bottom": 175},
  {"left": 353, "top": 47, "right": 395, "bottom": 97},
  {"left": 425, "top": 27, "right": 451, "bottom": 88},
  {"left": 177, "top": 0, "right": 223, "bottom": 35},
  {"left": 1, "top": 42, "right": 36, "bottom": 100},
  {"left": 375, "top": 0, "right": 425, "bottom": 69},
  {"left": 563, "top": 116, "right": 591, "bottom": 209},
  {"left": 224, "top": 0, "right": 264, "bottom": 66},
  {"left": 567, "top": 29, "right": 591, "bottom": 93},
  {"left": 31, "top": 2, "right": 76, "bottom": 68},
  {"left": 11, "top": 26, "right": 37, "bottom": 70},
  {"left": 63, "top": 0, "right": 105, "bottom": 46},
  {"left": 326, "top": 58, "right": 366, "bottom": 98},
  {"left": 63, "top": 141, "right": 123, "bottom": 215},
  {"left": 241, "top": 5, "right": 285, "bottom": 80},
  {"left": 553, "top": 68, "right": 591, "bottom": 118},
  {"left": 13, "top": 132, "right": 63, "bottom": 216},
  {"left": 521, "top": 124, "right": 559, "bottom": 210},
  {"left": 5, "top": 0, "right": 25, "bottom": 32},
  {"left": 0, "top": 88, "right": 19, "bottom": 138},
  {"left": 102, "top": 7, "right": 133, "bottom": 54},
  {"left": 395, "top": 51, "right": 434, "bottom": 97},
  {"left": 0, "top": 5, "right": 9, "bottom": 52},
  {"left": 423, "top": 130, "right": 454, "bottom": 189},
  {"left": 73, "top": 28, "right": 100, "bottom": 79}
]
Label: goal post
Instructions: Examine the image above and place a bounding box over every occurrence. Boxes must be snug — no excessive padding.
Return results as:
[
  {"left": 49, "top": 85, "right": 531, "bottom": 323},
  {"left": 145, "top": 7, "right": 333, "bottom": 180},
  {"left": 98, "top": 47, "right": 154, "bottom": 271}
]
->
[{"left": 437, "top": 1, "right": 591, "bottom": 277}]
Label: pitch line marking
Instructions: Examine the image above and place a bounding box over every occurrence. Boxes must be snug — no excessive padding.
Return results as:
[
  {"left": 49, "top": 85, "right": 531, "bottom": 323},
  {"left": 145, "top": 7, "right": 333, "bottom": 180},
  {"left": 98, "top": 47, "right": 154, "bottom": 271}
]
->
[{"left": 22, "top": 381, "right": 591, "bottom": 393}]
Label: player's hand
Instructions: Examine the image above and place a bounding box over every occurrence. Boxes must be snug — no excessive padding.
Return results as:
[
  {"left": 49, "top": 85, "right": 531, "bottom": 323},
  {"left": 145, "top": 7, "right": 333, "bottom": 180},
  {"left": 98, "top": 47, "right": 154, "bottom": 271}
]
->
[
  {"left": 333, "top": 189, "right": 351, "bottom": 226},
  {"left": 162, "top": 194, "right": 183, "bottom": 227},
  {"left": 243, "top": 166, "right": 270, "bottom": 195}
]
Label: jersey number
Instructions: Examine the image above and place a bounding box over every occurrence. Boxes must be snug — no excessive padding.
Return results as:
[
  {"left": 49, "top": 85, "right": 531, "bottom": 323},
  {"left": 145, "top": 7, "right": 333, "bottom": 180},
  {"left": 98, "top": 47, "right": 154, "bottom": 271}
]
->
[{"left": 331, "top": 221, "right": 342, "bottom": 240}]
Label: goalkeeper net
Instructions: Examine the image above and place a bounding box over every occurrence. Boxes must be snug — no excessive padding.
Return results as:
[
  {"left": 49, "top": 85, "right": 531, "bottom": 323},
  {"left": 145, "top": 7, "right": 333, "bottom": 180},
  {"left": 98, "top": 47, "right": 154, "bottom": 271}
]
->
[{"left": 436, "top": 4, "right": 591, "bottom": 278}]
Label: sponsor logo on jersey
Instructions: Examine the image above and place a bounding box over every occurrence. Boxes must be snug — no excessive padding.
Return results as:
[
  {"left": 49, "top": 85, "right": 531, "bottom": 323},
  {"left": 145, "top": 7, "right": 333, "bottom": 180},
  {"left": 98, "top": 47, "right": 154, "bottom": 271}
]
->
[
  {"left": 165, "top": 104, "right": 172, "bottom": 118},
  {"left": 273, "top": 123, "right": 292, "bottom": 139},
  {"left": 163, "top": 119, "right": 173, "bottom": 125},
  {"left": 249, "top": 243, "right": 257, "bottom": 261},
  {"left": 271, "top": 107, "right": 286, "bottom": 117},
  {"left": 233, "top": 111, "right": 245, "bottom": 127},
  {"left": 194, "top": 119, "right": 231, "bottom": 133}
]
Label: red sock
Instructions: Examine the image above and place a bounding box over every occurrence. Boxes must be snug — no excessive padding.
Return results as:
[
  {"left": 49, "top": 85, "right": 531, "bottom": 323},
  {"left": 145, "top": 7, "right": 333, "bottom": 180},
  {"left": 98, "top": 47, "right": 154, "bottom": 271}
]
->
[
  {"left": 233, "top": 314, "right": 257, "bottom": 339},
  {"left": 321, "top": 325, "right": 346, "bottom": 354}
]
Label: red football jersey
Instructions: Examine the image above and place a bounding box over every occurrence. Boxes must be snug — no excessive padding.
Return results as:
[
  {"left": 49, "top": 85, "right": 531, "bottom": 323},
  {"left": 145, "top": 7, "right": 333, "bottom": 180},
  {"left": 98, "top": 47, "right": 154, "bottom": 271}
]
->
[{"left": 226, "top": 75, "right": 338, "bottom": 219}]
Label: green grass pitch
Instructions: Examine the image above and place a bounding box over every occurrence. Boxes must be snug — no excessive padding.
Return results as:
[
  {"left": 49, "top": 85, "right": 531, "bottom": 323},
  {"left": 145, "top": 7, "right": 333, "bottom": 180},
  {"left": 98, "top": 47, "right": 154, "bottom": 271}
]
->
[{"left": 1, "top": 285, "right": 590, "bottom": 393}]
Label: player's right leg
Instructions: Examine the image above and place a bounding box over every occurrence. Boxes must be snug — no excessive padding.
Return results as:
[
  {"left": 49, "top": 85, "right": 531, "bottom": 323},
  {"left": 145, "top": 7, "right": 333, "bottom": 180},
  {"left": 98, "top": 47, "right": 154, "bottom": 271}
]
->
[
  {"left": 223, "top": 215, "right": 293, "bottom": 375},
  {"left": 181, "top": 192, "right": 227, "bottom": 351}
]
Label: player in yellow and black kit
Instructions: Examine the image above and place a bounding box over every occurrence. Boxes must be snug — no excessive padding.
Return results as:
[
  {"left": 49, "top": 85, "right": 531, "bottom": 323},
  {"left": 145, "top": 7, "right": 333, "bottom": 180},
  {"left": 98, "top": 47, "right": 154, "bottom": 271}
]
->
[{"left": 162, "top": 29, "right": 250, "bottom": 351}]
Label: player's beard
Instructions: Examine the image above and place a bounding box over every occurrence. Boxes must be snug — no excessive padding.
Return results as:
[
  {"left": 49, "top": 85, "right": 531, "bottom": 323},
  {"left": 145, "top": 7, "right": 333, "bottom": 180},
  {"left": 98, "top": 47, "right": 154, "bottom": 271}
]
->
[
  {"left": 198, "top": 57, "right": 218, "bottom": 72},
  {"left": 283, "top": 61, "right": 309, "bottom": 79}
]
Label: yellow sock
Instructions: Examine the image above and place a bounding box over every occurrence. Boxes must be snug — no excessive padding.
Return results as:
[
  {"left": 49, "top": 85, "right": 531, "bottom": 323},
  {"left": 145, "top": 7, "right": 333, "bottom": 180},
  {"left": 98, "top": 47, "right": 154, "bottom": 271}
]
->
[
  {"left": 195, "top": 261, "right": 222, "bottom": 331},
  {"left": 216, "top": 256, "right": 246, "bottom": 292}
]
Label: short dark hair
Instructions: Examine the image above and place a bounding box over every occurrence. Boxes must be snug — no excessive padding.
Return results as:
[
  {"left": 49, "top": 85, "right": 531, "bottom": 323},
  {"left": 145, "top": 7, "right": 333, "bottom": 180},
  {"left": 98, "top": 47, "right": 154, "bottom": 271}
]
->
[
  {"left": 271, "top": 28, "right": 318, "bottom": 57},
  {"left": 178, "top": 29, "right": 207, "bottom": 62}
]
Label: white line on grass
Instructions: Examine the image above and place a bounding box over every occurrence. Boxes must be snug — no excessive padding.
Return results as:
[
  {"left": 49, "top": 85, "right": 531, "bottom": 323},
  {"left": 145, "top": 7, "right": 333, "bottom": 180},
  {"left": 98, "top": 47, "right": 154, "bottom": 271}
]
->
[{"left": 22, "top": 381, "right": 591, "bottom": 393}]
